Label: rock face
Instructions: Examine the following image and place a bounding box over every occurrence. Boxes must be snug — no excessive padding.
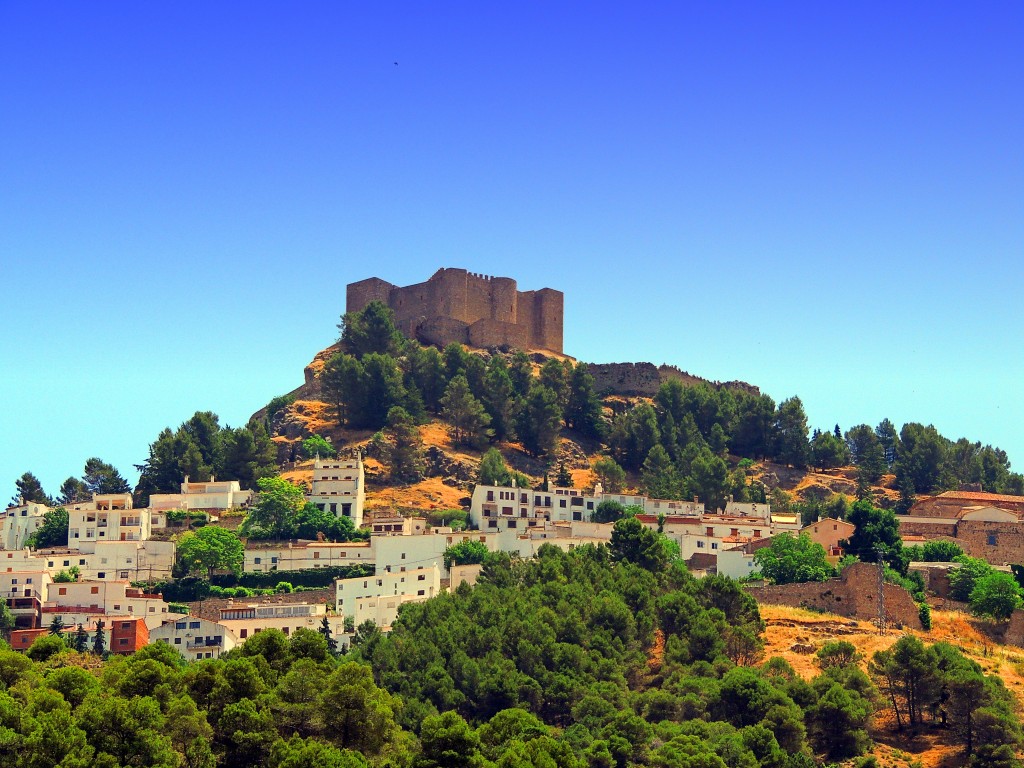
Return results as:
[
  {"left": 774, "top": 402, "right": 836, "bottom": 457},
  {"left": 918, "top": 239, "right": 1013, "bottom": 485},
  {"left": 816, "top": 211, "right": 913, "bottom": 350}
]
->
[
  {"left": 424, "top": 446, "right": 476, "bottom": 487},
  {"left": 588, "top": 362, "right": 758, "bottom": 398}
]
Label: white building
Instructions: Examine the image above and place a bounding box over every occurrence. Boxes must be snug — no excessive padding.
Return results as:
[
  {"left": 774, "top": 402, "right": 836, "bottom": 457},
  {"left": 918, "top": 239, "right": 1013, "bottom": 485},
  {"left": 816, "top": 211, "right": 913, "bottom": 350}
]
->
[
  {"left": 149, "top": 477, "right": 254, "bottom": 513},
  {"left": 37, "top": 540, "right": 176, "bottom": 582},
  {"left": 335, "top": 564, "right": 440, "bottom": 628},
  {"left": 307, "top": 456, "right": 365, "bottom": 528},
  {"left": 244, "top": 541, "right": 374, "bottom": 572},
  {"left": 66, "top": 494, "right": 153, "bottom": 552},
  {"left": 0, "top": 502, "right": 49, "bottom": 550},
  {"left": 372, "top": 530, "right": 496, "bottom": 577},
  {"left": 216, "top": 601, "right": 347, "bottom": 642},
  {"left": 150, "top": 616, "right": 239, "bottom": 660},
  {"left": 43, "top": 580, "right": 173, "bottom": 629}
]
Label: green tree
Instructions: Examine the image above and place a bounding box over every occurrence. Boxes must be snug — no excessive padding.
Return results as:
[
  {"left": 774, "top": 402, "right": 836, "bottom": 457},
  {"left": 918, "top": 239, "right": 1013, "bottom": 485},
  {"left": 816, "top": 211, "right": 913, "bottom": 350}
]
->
[
  {"left": 969, "top": 572, "right": 1022, "bottom": 621},
  {"left": 82, "top": 457, "right": 131, "bottom": 495},
  {"left": 773, "top": 397, "right": 810, "bottom": 468},
  {"left": 47, "top": 615, "right": 65, "bottom": 636},
  {"left": 481, "top": 356, "right": 518, "bottom": 442},
  {"left": 339, "top": 300, "right": 404, "bottom": 358},
  {"left": 555, "top": 461, "right": 573, "bottom": 488},
  {"left": 842, "top": 499, "right": 908, "bottom": 574},
  {"left": 92, "top": 620, "right": 106, "bottom": 656},
  {"left": 478, "top": 448, "right": 512, "bottom": 486},
  {"left": 688, "top": 447, "right": 730, "bottom": 511},
  {"left": 415, "top": 711, "right": 487, "bottom": 768},
  {"left": 376, "top": 407, "right": 425, "bottom": 483},
  {"left": 321, "top": 353, "right": 366, "bottom": 427},
  {"left": 242, "top": 476, "right": 307, "bottom": 539},
  {"left": 73, "top": 624, "right": 89, "bottom": 654},
  {"left": 610, "top": 517, "right": 670, "bottom": 572},
  {"left": 894, "top": 422, "right": 950, "bottom": 495},
  {"left": 177, "top": 527, "right": 244, "bottom": 580},
  {"left": 517, "top": 384, "right": 563, "bottom": 458},
  {"left": 318, "top": 662, "right": 400, "bottom": 755},
  {"left": 26, "top": 506, "right": 69, "bottom": 549},
  {"left": 441, "top": 375, "right": 493, "bottom": 449},
  {"left": 949, "top": 556, "right": 995, "bottom": 602},
  {"left": 443, "top": 540, "right": 489, "bottom": 570},
  {"left": 56, "top": 477, "right": 90, "bottom": 505},
  {"left": 753, "top": 533, "right": 835, "bottom": 584},
  {"left": 845, "top": 424, "right": 887, "bottom": 484},
  {"left": 810, "top": 430, "right": 850, "bottom": 470},
  {"left": 593, "top": 500, "right": 626, "bottom": 523},
  {"left": 565, "top": 363, "right": 604, "bottom": 440},
  {"left": 641, "top": 445, "right": 682, "bottom": 499},
  {"left": 12, "top": 472, "right": 50, "bottom": 505},
  {"left": 318, "top": 615, "right": 338, "bottom": 655},
  {"left": 302, "top": 434, "right": 337, "bottom": 459},
  {"left": 593, "top": 457, "right": 626, "bottom": 493},
  {"left": 221, "top": 419, "right": 278, "bottom": 489}
]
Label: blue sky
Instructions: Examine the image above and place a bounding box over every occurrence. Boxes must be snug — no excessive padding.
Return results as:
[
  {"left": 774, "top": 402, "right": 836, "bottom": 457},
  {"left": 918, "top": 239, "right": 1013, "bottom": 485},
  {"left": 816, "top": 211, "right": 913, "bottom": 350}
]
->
[{"left": 2, "top": 3, "right": 1022, "bottom": 497}]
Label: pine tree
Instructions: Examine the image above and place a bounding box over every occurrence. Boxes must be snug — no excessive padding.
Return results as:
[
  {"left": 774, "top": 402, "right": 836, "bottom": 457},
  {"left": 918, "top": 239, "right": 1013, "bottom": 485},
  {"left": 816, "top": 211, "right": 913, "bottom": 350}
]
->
[
  {"left": 379, "top": 407, "right": 425, "bottom": 483},
  {"left": 92, "top": 620, "right": 106, "bottom": 656},
  {"left": 74, "top": 624, "right": 89, "bottom": 653},
  {"left": 12, "top": 472, "right": 50, "bottom": 506},
  {"left": 517, "top": 384, "right": 562, "bottom": 458},
  {"left": 440, "top": 375, "right": 493, "bottom": 449},
  {"left": 555, "top": 462, "right": 573, "bottom": 488},
  {"left": 48, "top": 615, "right": 65, "bottom": 636},
  {"left": 319, "top": 615, "right": 338, "bottom": 655},
  {"left": 482, "top": 357, "right": 518, "bottom": 441},
  {"left": 565, "top": 363, "right": 605, "bottom": 440}
]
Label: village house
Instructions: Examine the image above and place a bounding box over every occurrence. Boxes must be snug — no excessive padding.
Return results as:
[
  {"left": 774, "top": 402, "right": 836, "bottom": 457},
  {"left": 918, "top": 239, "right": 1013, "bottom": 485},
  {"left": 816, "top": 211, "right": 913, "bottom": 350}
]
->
[
  {"left": 899, "top": 503, "right": 1024, "bottom": 565},
  {"left": 243, "top": 540, "right": 373, "bottom": 572},
  {"left": 0, "top": 501, "right": 49, "bottom": 550},
  {"left": 149, "top": 476, "right": 254, "bottom": 514},
  {"left": 335, "top": 564, "right": 440, "bottom": 629},
  {"left": 150, "top": 616, "right": 239, "bottom": 660},
  {"left": 66, "top": 494, "right": 153, "bottom": 552},
  {"left": 215, "top": 600, "right": 347, "bottom": 642},
  {"left": 42, "top": 580, "right": 173, "bottom": 629},
  {"left": 307, "top": 455, "right": 365, "bottom": 528}
]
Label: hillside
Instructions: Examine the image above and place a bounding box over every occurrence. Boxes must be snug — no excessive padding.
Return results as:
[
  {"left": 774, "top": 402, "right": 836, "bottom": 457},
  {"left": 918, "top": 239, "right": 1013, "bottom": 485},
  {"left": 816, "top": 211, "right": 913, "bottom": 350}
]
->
[{"left": 760, "top": 603, "right": 1024, "bottom": 767}]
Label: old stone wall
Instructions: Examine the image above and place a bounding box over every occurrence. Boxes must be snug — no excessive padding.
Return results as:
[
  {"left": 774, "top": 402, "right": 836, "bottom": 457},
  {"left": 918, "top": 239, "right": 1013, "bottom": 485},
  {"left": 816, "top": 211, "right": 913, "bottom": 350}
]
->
[
  {"left": 745, "top": 562, "right": 923, "bottom": 629},
  {"left": 954, "top": 520, "right": 1024, "bottom": 564},
  {"left": 346, "top": 268, "right": 563, "bottom": 353},
  {"left": 589, "top": 362, "right": 759, "bottom": 398},
  {"left": 1005, "top": 610, "right": 1024, "bottom": 648}
]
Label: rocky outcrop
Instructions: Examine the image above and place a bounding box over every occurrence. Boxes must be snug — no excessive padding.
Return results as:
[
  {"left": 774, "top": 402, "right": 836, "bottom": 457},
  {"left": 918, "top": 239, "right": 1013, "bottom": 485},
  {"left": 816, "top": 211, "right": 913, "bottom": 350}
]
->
[{"left": 424, "top": 446, "right": 477, "bottom": 487}]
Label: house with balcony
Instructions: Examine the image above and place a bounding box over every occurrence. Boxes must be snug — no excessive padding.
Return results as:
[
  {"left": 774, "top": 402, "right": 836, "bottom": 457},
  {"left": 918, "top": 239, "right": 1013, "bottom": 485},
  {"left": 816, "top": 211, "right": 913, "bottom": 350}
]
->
[
  {"left": 66, "top": 494, "right": 153, "bottom": 553},
  {"left": 335, "top": 564, "right": 440, "bottom": 629},
  {"left": 307, "top": 456, "right": 365, "bottom": 528},
  {"left": 42, "top": 580, "right": 173, "bottom": 629},
  {"left": 0, "top": 501, "right": 49, "bottom": 550},
  {"left": 150, "top": 616, "right": 239, "bottom": 660},
  {"left": 149, "top": 476, "right": 254, "bottom": 515}
]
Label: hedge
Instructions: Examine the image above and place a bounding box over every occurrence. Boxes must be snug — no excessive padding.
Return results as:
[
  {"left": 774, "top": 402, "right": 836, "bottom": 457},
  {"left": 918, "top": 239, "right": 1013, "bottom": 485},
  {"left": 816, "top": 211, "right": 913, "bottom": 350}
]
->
[{"left": 135, "top": 564, "right": 375, "bottom": 601}]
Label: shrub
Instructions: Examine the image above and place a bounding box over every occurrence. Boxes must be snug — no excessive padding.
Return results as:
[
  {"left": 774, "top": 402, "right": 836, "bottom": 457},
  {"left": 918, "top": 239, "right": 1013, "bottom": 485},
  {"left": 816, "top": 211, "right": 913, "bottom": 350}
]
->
[
  {"left": 918, "top": 602, "right": 931, "bottom": 631},
  {"left": 275, "top": 581, "right": 294, "bottom": 594}
]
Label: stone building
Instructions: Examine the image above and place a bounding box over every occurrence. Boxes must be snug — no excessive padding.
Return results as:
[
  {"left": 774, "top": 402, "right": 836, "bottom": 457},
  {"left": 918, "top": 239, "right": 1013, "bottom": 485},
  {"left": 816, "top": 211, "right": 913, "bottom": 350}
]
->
[
  {"left": 346, "top": 267, "right": 563, "bottom": 353},
  {"left": 899, "top": 505, "right": 1024, "bottom": 565}
]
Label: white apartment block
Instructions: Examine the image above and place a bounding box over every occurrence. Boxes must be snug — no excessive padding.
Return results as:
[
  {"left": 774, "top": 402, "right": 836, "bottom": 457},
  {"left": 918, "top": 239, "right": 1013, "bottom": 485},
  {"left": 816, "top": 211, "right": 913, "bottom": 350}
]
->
[
  {"left": 66, "top": 494, "right": 153, "bottom": 552},
  {"left": 372, "top": 530, "right": 496, "bottom": 577},
  {"left": 149, "top": 477, "right": 254, "bottom": 513},
  {"left": 216, "top": 601, "right": 347, "bottom": 642},
  {"left": 43, "top": 580, "right": 173, "bottom": 629},
  {"left": 470, "top": 484, "right": 706, "bottom": 533},
  {"left": 150, "top": 616, "right": 239, "bottom": 660},
  {"left": 37, "top": 540, "right": 176, "bottom": 582},
  {"left": 307, "top": 456, "right": 365, "bottom": 528},
  {"left": 244, "top": 541, "right": 373, "bottom": 572},
  {"left": 0, "top": 502, "right": 49, "bottom": 550},
  {"left": 335, "top": 564, "right": 440, "bottom": 628}
]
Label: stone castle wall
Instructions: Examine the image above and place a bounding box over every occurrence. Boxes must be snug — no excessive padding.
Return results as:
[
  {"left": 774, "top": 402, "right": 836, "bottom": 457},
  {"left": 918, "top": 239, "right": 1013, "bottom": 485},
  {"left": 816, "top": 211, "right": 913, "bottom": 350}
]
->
[
  {"left": 346, "top": 268, "right": 563, "bottom": 353},
  {"left": 589, "top": 362, "right": 760, "bottom": 398},
  {"left": 745, "top": 562, "right": 923, "bottom": 629}
]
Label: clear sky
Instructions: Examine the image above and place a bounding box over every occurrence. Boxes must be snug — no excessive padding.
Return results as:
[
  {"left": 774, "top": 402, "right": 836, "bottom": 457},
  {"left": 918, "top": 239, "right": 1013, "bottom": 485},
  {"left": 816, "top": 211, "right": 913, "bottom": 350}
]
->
[{"left": 2, "top": 2, "right": 1022, "bottom": 498}]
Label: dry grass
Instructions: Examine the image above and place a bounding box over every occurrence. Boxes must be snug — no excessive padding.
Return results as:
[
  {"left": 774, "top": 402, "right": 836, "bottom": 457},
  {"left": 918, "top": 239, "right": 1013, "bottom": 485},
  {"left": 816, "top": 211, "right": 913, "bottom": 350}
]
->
[
  {"left": 366, "top": 476, "right": 467, "bottom": 511},
  {"left": 759, "top": 604, "right": 1024, "bottom": 767}
]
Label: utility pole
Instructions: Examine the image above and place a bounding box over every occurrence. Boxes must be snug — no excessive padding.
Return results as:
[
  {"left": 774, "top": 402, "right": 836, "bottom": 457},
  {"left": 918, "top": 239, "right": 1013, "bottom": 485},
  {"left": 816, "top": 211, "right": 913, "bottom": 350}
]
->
[{"left": 875, "top": 545, "right": 886, "bottom": 634}]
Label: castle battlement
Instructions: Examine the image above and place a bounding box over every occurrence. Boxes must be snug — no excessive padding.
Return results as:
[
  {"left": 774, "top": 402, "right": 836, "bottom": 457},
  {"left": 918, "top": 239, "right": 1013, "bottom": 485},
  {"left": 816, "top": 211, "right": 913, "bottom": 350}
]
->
[{"left": 347, "top": 268, "right": 563, "bottom": 354}]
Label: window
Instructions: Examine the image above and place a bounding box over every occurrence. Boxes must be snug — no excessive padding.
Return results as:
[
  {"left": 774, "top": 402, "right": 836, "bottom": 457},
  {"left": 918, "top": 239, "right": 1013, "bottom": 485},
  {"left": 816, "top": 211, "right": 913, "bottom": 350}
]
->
[
  {"left": 711, "top": 542, "right": 718, "bottom": 550},
  {"left": 174, "top": 637, "right": 181, "bottom": 644},
  {"left": 63, "top": 560, "right": 70, "bottom": 567},
  {"left": 176, "top": 622, "right": 186, "bottom": 629},
  {"left": 121, "top": 622, "right": 131, "bottom": 629},
  {"left": 706, "top": 527, "right": 714, "bottom": 537},
  {"left": 97, "top": 572, "right": 105, "bottom": 579},
  {"left": 988, "top": 533, "right": 998, "bottom": 546},
  {"left": 697, "top": 541, "right": 705, "bottom": 548},
  {"left": 559, "top": 499, "right": 566, "bottom": 508},
  {"left": 240, "top": 628, "right": 248, "bottom": 638},
  {"left": 189, "top": 621, "right": 200, "bottom": 629},
  {"left": 417, "top": 574, "right": 425, "bottom": 581},
  {"left": 47, "top": 561, "right": 54, "bottom": 568},
  {"left": 9, "top": 579, "right": 16, "bottom": 585},
  {"left": 401, "top": 553, "right": 406, "bottom": 560},
  {"left": 254, "top": 557, "right": 261, "bottom": 565},
  {"left": 119, "top": 638, "right": 129, "bottom": 646},
  {"left": 417, "top": 589, "right": 425, "bottom": 596},
  {"left": 753, "top": 530, "right": 761, "bottom": 538},
  {"left": 90, "top": 586, "right": 99, "bottom": 594},
  {"left": 313, "top": 552, "right": 320, "bottom": 560}
]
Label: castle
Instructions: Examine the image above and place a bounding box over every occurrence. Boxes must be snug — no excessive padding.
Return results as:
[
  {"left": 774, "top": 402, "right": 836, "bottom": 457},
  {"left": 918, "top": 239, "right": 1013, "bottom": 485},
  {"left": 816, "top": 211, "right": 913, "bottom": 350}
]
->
[{"left": 346, "top": 268, "right": 564, "bottom": 354}]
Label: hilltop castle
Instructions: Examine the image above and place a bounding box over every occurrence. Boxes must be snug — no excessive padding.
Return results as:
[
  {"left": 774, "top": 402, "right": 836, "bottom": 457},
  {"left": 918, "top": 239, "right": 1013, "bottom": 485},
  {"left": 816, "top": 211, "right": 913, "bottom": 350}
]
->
[{"left": 346, "top": 268, "right": 564, "bottom": 354}]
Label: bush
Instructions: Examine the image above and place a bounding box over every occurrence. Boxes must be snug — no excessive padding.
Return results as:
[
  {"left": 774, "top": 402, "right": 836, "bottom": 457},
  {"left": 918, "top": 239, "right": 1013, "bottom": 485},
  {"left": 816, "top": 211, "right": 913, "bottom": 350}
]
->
[
  {"left": 918, "top": 602, "right": 931, "bottom": 631},
  {"left": 168, "top": 602, "right": 190, "bottom": 614},
  {"left": 275, "top": 581, "right": 294, "bottom": 594},
  {"left": 211, "top": 565, "right": 374, "bottom": 590}
]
